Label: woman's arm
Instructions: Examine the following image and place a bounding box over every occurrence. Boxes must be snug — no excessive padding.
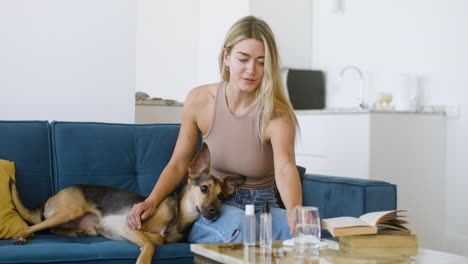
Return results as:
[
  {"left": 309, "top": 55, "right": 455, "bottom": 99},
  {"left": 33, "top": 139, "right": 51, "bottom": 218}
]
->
[
  {"left": 127, "top": 88, "right": 202, "bottom": 230},
  {"left": 266, "top": 109, "right": 302, "bottom": 234}
]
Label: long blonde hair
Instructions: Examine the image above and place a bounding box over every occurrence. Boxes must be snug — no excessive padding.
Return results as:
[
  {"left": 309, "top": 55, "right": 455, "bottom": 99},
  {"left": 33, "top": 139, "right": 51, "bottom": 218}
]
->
[{"left": 218, "top": 16, "right": 299, "bottom": 141}]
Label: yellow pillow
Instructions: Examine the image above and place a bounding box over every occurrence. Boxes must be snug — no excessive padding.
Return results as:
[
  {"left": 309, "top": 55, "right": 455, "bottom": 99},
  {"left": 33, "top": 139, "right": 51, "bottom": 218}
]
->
[{"left": 0, "top": 159, "right": 29, "bottom": 239}]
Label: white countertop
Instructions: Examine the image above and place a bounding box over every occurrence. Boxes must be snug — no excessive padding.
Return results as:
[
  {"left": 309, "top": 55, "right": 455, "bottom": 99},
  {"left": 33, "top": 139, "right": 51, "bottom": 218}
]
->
[{"left": 296, "top": 108, "right": 446, "bottom": 115}]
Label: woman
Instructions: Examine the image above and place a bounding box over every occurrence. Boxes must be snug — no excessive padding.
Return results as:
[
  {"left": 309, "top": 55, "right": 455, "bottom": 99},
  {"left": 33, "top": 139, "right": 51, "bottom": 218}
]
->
[{"left": 128, "top": 16, "right": 302, "bottom": 243}]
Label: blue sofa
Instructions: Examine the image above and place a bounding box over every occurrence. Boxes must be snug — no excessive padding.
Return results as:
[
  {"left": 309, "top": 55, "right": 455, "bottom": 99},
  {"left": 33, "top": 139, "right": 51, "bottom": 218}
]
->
[{"left": 0, "top": 120, "right": 397, "bottom": 264}]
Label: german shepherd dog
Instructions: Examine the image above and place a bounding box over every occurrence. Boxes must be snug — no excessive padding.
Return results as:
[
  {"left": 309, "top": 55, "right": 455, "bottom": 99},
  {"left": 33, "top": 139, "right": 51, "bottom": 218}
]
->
[{"left": 10, "top": 144, "right": 245, "bottom": 264}]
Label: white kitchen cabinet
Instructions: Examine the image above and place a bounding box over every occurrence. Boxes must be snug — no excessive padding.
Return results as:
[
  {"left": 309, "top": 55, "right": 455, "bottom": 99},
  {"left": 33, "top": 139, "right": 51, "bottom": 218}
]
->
[{"left": 296, "top": 113, "right": 370, "bottom": 179}]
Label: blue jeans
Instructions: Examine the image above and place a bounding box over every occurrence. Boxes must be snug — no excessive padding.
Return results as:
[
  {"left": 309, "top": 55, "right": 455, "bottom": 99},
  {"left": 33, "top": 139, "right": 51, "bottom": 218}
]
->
[{"left": 187, "top": 186, "right": 293, "bottom": 243}]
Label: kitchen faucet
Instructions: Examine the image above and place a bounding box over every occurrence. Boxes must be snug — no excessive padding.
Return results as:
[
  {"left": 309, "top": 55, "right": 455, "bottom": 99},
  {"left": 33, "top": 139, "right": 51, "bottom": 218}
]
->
[{"left": 339, "top": 65, "right": 367, "bottom": 109}]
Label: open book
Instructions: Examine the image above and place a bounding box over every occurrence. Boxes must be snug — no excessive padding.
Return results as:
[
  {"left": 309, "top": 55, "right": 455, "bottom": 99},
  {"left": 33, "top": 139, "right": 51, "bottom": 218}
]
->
[{"left": 321, "top": 210, "right": 410, "bottom": 237}]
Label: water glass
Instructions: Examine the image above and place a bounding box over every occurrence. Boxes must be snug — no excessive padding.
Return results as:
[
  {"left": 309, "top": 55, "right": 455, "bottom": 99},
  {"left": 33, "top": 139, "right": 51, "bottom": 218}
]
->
[{"left": 294, "top": 206, "right": 321, "bottom": 254}]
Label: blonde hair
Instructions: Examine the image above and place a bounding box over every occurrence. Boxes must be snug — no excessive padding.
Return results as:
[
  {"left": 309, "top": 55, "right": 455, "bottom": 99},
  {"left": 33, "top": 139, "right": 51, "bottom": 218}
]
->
[{"left": 218, "top": 16, "right": 299, "bottom": 141}]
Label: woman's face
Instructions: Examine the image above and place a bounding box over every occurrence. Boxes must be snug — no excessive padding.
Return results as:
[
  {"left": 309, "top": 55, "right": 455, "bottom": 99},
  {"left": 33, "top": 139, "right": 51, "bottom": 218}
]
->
[{"left": 224, "top": 38, "right": 265, "bottom": 93}]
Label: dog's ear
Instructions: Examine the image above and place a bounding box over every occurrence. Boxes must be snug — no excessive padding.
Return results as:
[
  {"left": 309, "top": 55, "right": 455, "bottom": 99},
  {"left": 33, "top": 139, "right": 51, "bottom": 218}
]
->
[
  {"left": 188, "top": 143, "right": 211, "bottom": 176},
  {"left": 221, "top": 174, "right": 246, "bottom": 195}
]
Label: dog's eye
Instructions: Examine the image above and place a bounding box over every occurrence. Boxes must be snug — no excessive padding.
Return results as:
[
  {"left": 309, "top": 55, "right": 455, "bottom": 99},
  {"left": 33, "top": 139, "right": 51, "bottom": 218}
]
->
[
  {"left": 218, "top": 193, "right": 224, "bottom": 200},
  {"left": 200, "top": 185, "right": 209, "bottom": 193}
]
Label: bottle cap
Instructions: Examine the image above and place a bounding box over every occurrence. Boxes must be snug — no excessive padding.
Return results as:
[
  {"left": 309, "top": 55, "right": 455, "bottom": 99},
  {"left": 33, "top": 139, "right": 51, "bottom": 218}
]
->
[
  {"left": 245, "top": 204, "right": 255, "bottom": 215},
  {"left": 262, "top": 200, "right": 270, "bottom": 214}
]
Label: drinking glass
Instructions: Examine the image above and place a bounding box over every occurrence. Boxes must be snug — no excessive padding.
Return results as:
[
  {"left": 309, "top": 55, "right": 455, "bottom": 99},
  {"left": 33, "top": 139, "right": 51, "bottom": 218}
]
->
[{"left": 294, "top": 206, "right": 321, "bottom": 254}]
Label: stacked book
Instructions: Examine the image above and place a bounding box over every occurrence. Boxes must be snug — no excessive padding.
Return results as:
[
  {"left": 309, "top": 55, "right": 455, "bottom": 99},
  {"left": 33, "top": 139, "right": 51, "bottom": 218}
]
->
[{"left": 322, "top": 210, "right": 418, "bottom": 258}]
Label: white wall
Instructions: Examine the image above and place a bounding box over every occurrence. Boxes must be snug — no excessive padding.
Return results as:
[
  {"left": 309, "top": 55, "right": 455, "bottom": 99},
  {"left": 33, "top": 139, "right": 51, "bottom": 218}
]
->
[
  {"left": 136, "top": 0, "right": 249, "bottom": 102},
  {"left": 136, "top": 0, "right": 200, "bottom": 103},
  {"left": 197, "top": 0, "right": 250, "bottom": 85},
  {"left": 0, "top": 0, "right": 136, "bottom": 123},
  {"left": 136, "top": 0, "right": 312, "bottom": 102},
  {"left": 249, "top": 0, "right": 313, "bottom": 69},
  {"left": 311, "top": 0, "right": 468, "bottom": 256}
]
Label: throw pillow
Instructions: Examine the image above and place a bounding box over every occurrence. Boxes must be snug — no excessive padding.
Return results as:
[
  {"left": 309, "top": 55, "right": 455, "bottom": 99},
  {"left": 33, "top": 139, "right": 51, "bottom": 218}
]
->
[
  {"left": 0, "top": 159, "right": 28, "bottom": 239},
  {"left": 297, "top": 165, "right": 306, "bottom": 180}
]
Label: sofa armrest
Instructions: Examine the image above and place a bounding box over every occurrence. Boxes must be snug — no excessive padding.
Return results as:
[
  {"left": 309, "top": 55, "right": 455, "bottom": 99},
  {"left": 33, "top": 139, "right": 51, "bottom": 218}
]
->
[{"left": 302, "top": 173, "right": 397, "bottom": 219}]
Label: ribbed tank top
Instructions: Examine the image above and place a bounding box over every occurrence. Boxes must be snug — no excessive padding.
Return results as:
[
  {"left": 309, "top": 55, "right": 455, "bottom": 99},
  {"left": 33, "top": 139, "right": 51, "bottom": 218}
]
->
[{"left": 203, "top": 81, "right": 274, "bottom": 189}]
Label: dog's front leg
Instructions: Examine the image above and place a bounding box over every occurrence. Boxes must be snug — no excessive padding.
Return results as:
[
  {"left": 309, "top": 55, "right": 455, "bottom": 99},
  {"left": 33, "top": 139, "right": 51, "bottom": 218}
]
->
[
  {"left": 122, "top": 226, "right": 155, "bottom": 264},
  {"left": 143, "top": 231, "right": 165, "bottom": 245}
]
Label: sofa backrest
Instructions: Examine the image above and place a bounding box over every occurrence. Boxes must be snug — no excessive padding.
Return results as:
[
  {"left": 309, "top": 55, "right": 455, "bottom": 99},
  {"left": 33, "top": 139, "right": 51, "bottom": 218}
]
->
[
  {"left": 0, "top": 121, "right": 54, "bottom": 209},
  {"left": 50, "top": 122, "right": 181, "bottom": 196},
  {"left": 302, "top": 174, "right": 397, "bottom": 219}
]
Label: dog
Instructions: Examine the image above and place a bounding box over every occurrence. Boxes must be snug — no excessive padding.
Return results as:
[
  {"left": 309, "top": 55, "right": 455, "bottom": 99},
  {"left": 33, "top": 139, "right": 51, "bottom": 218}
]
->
[{"left": 10, "top": 143, "right": 245, "bottom": 264}]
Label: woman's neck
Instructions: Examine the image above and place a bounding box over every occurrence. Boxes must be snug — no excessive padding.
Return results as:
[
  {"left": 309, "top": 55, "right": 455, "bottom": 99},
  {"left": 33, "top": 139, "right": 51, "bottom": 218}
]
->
[{"left": 225, "top": 81, "right": 257, "bottom": 116}]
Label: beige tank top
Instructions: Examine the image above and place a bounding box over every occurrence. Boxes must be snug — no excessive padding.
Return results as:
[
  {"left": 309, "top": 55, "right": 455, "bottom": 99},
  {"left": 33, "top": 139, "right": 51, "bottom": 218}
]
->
[{"left": 203, "top": 81, "right": 274, "bottom": 189}]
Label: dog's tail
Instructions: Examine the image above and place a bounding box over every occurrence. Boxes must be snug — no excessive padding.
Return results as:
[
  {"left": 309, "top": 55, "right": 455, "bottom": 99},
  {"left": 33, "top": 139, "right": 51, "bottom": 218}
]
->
[{"left": 9, "top": 180, "right": 43, "bottom": 225}]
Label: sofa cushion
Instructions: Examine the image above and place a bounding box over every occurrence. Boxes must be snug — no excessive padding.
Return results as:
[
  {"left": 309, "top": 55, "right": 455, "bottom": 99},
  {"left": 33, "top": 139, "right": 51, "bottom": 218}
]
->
[
  {"left": 0, "top": 234, "right": 193, "bottom": 264},
  {"left": 0, "top": 160, "right": 29, "bottom": 238},
  {"left": 0, "top": 121, "right": 53, "bottom": 209},
  {"left": 50, "top": 122, "right": 180, "bottom": 195}
]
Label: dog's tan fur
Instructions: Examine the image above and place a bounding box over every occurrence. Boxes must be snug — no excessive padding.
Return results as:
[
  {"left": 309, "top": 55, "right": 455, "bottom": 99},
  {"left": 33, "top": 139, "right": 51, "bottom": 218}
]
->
[{"left": 10, "top": 144, "right": 245, "bottom": 264}]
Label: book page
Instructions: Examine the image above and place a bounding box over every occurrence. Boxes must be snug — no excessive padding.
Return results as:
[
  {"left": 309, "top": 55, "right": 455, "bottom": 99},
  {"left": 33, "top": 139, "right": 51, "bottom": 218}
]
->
[
  {"left": 324, "top": 217, "right": 371, "bottom": 229},
  {"left": 379, "top": 223, "right": 410, "bottom": 231},
  {"left": 379, "top": 217, "right": 408, "bottom": 226},
  {"left": 359, "top": 210, "right": 405, "bottom": 226}
]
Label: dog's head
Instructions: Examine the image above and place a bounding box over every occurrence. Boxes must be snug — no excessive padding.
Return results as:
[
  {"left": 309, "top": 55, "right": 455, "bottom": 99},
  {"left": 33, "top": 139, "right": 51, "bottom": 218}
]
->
[{"left": 187, "top": 143, "right": 245, "bottom": 221}]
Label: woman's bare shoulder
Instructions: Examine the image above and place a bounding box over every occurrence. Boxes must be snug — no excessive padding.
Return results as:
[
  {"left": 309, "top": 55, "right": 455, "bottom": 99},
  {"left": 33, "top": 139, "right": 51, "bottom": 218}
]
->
[
  {"left": 270, "top": 107, "right": 290, "bottom": 120},
  {"left": 266, "top": 107, "right": 296, "bottom": 134},
  {"left": 185, "top": 82, "right": 220, "bottom": 106}
]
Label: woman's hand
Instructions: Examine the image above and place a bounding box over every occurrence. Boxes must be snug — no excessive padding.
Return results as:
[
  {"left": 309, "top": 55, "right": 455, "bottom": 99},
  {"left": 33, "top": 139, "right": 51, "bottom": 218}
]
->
[{"left": 127, "top": 200, "right": 157, "bottom": 230}]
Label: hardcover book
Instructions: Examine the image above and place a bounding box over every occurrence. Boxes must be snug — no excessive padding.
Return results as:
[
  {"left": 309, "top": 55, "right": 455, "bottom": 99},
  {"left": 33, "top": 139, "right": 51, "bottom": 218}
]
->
[{"left": 322, "top": 210, "right": 409, "bottom": 237}]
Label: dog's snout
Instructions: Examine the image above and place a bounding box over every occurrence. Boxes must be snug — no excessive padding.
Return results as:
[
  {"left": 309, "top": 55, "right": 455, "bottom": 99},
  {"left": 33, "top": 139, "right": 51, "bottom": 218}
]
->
[
  {"left": 208, "top": 206, "right": 217, "bottom": 215},
  {"left": 203, "top": 206, "right": 220, "bottom": 221}
]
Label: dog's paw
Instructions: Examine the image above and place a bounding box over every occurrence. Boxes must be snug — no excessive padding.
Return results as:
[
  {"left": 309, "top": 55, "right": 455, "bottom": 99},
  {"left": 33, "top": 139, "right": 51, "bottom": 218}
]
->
[{"left": 12, "top": 236, "right": 27, "bottom": 245}]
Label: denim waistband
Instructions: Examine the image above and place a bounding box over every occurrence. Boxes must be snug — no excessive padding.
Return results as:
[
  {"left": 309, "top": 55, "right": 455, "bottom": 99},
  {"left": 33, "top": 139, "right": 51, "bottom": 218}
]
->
[{"left": 224, "top": 185, "right": 279, "bottom": 213}]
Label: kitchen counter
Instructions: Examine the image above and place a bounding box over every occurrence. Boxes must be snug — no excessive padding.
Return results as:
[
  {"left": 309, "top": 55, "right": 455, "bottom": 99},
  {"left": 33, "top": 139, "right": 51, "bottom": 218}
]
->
[{"left": 296, "top": 107, "right": 446, "bottom": 115}]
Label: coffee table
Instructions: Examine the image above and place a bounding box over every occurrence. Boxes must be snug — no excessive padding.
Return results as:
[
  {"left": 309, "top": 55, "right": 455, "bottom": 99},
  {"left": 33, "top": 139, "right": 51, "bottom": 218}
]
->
[{"left": 190, "top": 240, "right": 468, "bottom": 264}]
